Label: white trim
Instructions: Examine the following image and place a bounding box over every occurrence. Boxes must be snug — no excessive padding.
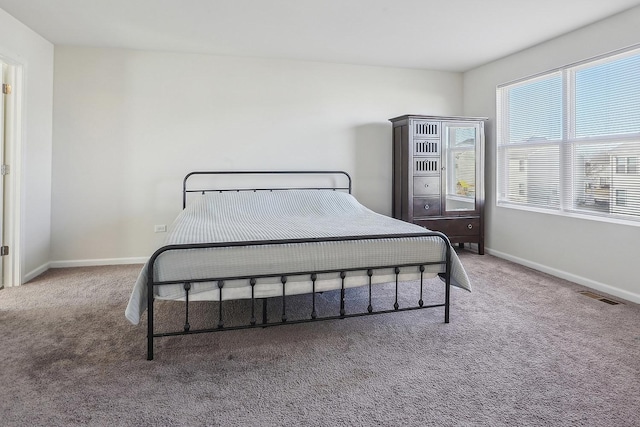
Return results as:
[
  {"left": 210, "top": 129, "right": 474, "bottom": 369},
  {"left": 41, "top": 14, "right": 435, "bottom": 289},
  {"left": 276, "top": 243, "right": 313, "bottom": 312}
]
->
[
  {"left": 485, "top": 247, "right": 640, "bottom": 304},
  {"left": 0, "top": 52, "right": 24, "bottom": 287},
  {"left": 34, "top": 250, "right": 640, "bottom": 304},
  {"left": 49, "top": 257, "right": 147, "bottom": 268},
  {"left": 495, "top": 202, "right": 640, "bottom": 228},
  {"left": 23, "top": 262, "right": 49, "bottom": 284},
  {"left": 496, "top": 42, "right": 640, "bottom": 89},
  {"left": 13, "top": 63, "right": 23, "bottom": 286},
  {"left": 24, "top": 257, "right": 147, "bottom": 283}
]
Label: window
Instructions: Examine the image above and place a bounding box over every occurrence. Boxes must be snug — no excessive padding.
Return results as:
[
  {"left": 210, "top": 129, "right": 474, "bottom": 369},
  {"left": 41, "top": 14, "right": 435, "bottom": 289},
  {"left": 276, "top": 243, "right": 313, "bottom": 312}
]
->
[
  {"left": 497, "top": 45, "right": 640, "bottom": 223},
  {"left": 615, "top": 157, "right": 638, "bottom": 174},
  {"left": 616, "top": 189, "right": 627, "bottom": 207}
]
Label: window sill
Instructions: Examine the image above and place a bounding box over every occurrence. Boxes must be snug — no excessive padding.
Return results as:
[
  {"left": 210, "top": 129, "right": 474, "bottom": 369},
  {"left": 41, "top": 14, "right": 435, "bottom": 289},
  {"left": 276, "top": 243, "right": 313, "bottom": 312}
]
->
[{"left": 496, "top": 202, "right": 640, "bottom": 228}]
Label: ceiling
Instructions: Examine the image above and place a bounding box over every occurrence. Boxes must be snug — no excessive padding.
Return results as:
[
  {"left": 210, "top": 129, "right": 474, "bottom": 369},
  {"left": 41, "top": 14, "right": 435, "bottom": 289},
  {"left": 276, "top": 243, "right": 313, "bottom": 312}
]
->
[{"left": 1, "top": 0, "right": 640, "bottom": 71}]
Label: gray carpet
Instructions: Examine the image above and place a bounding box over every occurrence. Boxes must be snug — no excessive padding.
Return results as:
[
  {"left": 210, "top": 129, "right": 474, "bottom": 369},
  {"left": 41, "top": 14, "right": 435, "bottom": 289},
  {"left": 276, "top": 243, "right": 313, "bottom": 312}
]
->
[{"left": 1, "top": 251, "right": 639, "bottom": 426}]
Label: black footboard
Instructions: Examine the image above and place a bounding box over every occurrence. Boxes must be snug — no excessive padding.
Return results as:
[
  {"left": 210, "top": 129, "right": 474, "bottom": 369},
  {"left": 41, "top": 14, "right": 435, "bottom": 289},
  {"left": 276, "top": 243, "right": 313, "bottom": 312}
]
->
[{"left": 146, "top": 232, "right": 452, "bottom": 360}]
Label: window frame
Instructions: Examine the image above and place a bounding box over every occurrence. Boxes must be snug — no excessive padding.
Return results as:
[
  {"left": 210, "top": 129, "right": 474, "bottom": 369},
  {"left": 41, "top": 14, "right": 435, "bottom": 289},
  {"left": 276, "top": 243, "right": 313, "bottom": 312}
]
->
[{"left": 496, "top": 44, "right": 640, "bottom": 227}]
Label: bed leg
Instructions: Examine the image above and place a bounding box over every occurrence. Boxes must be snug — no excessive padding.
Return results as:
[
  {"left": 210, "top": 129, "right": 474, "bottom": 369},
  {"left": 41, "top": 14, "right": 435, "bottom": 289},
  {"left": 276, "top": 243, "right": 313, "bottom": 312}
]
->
[
  {"left": 419, "top": 265, "right": 425, "bottom": 307},
  {"left": 184, "top": 282, "right": 191, "bottom": 332},
  {"left": 217, "top": 281, "right": 225, "bottom": 329},
  {"left": 250, "top": 278, "right": 257, "bottom": 326},
  {"left": 442, "top": 235, "right": 452, "bottom": 324},
  {"left": 147, "top": 285, "right": 154, "bottom": 361},
  {"left": 393, "top": 267, "right": 400, "bottom": 310},
  {"left": 339, "top": 272, "right": 346, "bottom": 317},
  {"left": 281, "top": 276, "right": 288, "bottom": 323},
  {"left": 367, "top": 269, "right": 373, "bottom": 313},
  {"left": 262, "top": 298, "right": 268, "bottom": 326},
  {"left": 444, "top": 282, "right": 450, "bottom": 324},
  {"left": 445, "top": 248, "right": 451, "bottom": 324},
  {"left": 147, "top": 315, "right": 154, "bottom": 360},
  {"left": 311, "top": 274, "right": 317, "bottom": 319}
]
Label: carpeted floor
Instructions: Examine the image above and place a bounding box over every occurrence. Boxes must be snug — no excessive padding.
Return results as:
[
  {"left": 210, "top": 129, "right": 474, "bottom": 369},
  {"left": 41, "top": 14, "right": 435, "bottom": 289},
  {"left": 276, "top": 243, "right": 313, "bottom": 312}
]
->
[{"left": 1, "top": 251, "right": 639, "bottom": 426}]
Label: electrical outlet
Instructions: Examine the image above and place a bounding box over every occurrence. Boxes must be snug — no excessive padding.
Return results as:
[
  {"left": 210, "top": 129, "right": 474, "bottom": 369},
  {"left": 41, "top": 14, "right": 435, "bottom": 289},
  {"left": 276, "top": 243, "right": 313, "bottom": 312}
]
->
[{"left": 154, "top": 224, "right": 167, "bottom": 233}]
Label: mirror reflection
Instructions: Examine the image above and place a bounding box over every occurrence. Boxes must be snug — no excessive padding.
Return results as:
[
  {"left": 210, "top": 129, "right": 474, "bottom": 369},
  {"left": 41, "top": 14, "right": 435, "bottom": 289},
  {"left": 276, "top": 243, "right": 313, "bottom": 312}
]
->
[{"left": 445, "top": 125, "right": 477, "bottom": 212}]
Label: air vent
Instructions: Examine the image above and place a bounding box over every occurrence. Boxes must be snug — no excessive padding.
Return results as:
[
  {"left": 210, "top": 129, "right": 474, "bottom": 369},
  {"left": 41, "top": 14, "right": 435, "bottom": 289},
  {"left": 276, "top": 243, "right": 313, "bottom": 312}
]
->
[
  {"left": 578, "top": 290, "right": 621, "bottom": 305},
  {"left": 415, "top": 140, "right": 439, "bottom": 155}
]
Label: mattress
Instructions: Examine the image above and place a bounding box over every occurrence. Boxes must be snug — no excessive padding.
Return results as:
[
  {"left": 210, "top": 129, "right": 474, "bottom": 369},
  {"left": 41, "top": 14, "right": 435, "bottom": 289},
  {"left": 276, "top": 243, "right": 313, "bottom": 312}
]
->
[{"left": 125, "top": 190, "right": 471, "bottom": 325}]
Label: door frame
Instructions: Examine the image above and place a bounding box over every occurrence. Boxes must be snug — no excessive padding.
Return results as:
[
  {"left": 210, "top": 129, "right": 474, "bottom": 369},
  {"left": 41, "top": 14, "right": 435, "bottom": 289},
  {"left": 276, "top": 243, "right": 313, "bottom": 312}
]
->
[{"left": 0, "top": 52, "right": 24, "bottom": 288}]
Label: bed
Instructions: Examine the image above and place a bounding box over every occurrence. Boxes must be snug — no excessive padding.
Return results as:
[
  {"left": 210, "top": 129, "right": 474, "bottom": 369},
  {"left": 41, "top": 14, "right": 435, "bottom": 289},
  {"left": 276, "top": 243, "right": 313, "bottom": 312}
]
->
[{"left": 126, "top": 171, "right": 471, "bottom": 360}]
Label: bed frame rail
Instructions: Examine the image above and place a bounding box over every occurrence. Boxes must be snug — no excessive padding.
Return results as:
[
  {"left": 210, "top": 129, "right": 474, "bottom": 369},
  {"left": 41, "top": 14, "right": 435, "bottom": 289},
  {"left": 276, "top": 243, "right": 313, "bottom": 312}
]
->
[
  {"left": 183, "top": 170, "right": 352, "bottom": 209},
  {"left": 146, "top": 232, "right": 452, "bottom": 360}
]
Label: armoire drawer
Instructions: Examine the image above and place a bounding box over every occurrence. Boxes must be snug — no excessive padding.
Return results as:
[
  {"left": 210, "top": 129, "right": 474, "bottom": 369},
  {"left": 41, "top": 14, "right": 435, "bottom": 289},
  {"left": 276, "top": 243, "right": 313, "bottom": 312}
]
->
[
  {"left": 418, "top": 218, "right": 480, "bottom": 237},
  {"left": 413, "top": 139, "right": 440, "bottom": 156},
  {"left": 413, "top": 157, "right": 440, "bottom": 175},
  {"left": 412, "top": 197, "right": 441, "bottom": 217},
  {"left": 412, "top": 120, "right": 440, "bottom": 138},
  {"left": 413, "top": 176, "right": 440, "bottom": 196}
]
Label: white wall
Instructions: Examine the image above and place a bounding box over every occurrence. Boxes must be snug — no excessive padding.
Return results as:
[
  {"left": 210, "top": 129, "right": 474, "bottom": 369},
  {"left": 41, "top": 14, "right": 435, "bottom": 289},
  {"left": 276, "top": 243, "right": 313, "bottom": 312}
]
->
[
  {"left": 463, "top": 5, "right": 640, "bottom": 303},
  {"left": 0, "top": 8, "right": 54, "bottom": 283},
  {"left": 51, "top": 47, "right": 463, "bottom": 263}
]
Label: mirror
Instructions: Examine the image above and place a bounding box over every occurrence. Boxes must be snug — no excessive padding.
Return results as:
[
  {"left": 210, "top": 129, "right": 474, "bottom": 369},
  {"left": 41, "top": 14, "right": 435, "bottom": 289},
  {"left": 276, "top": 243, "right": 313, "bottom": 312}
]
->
[{"left": 444, "top": 124, "right": 477, "bottom": 212}]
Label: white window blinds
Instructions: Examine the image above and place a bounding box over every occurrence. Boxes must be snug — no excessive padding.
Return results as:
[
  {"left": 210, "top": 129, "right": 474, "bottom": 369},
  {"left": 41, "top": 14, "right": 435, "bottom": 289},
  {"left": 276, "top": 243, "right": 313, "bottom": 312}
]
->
[
  {"left": 497, "top": 73, "right": 562, "bottom": 209},
  {"left": 497, "top": 46, "right": 640, "bottom": 224}
]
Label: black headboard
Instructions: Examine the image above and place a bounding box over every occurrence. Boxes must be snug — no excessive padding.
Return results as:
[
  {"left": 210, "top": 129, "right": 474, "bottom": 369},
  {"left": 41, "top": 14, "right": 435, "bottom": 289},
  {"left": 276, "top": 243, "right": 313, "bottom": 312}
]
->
[{"left": 182, "top": 170, "right": 352, "bottom": 209}]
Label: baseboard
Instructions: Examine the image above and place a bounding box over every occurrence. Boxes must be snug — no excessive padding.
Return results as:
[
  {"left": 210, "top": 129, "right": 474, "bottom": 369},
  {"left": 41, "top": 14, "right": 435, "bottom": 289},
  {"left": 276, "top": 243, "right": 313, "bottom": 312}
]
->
[
  {"left": 49, "top": 257, "right": 148, "bottom": 268},
  {"left": 485, "top": 247, "right": 640, "bottom": 304},
  {"left": 22, "top": 258, "right": 147, "bottom": 284},
  {"left": 32, "top": 251, "right": 640, "bottom": 305},
  {"left": 24, "top": 262, "right": 51, "bottom": 284}
]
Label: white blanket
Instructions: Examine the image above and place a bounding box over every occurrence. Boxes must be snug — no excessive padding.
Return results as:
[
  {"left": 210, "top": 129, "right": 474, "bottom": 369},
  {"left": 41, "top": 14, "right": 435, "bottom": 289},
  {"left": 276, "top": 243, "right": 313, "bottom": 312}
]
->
[{"left": 125, "top": 190, "right": 471, "bottom": 325}]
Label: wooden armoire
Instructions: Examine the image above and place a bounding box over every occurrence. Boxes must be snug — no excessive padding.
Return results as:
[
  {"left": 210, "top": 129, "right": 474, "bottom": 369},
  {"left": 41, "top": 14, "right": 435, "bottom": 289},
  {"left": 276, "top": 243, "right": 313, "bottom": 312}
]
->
[{"left": 390, "top": 115, "right": 487, "bottom": 254}]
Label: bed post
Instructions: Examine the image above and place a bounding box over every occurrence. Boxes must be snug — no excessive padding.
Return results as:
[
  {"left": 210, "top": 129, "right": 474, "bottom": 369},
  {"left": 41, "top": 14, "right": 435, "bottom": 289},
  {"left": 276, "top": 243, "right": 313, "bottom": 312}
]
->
[
  {"left": 147, "top": 262, "right": 155, "bottom": 360},
  {"left": 444, "top": 238, "right": 451, "bottom": 324}
]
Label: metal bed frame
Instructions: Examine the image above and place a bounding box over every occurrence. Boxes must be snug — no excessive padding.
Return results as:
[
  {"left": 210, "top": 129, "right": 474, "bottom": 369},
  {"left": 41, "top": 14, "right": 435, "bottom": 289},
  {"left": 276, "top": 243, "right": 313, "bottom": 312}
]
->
[{"left": 146, "top": 171, "right": 452, "bottom": 360}]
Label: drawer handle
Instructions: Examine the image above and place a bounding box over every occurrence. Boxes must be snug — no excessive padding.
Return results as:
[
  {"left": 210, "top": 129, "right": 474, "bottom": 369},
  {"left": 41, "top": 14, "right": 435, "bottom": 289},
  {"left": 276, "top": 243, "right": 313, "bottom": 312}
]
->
[
  {"left": 467, "top": 224, "right": 473, "bottom": 229},
  {"left": 424, "top": 184, "right": 429, "bottom": 188},
  {"left": 424, "top": 204, "right": 430, "bottom": 210}
]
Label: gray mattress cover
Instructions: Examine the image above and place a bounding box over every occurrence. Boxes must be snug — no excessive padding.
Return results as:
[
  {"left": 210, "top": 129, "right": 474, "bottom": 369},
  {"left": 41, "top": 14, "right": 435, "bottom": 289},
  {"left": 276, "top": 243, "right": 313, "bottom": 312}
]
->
[{"left": 125, "top": 190, "right": 471, "bottom": 325}]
